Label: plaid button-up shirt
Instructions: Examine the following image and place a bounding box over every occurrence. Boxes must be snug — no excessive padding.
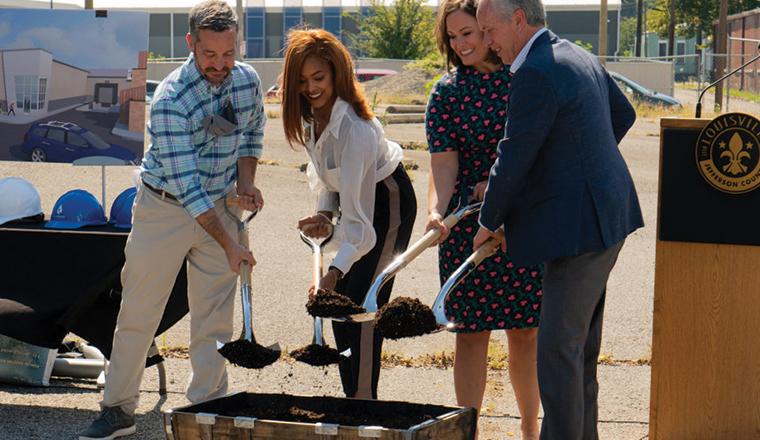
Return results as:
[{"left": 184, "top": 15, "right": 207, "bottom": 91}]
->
[{"left": 141, "top": 54, "right": 266, "bottom": 218}]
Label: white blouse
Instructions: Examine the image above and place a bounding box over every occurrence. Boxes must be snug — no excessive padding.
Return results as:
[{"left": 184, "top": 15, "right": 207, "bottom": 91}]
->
[{"left": 304, "top": 97, "right": 404, "bottom": 274}]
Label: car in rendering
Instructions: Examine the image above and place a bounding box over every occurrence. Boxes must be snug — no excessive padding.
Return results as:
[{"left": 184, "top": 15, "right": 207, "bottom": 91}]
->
[
  {"left": 609, "top": 71, "right": 682, "bottom": 108},
  {"left": 22, "top": 121, "right": 138, "bottom": 164}
]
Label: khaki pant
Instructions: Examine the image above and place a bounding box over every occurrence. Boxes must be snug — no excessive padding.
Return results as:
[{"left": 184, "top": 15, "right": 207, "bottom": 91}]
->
[{"left": 102, "top": 184, "right": 243, "bottom": 415}]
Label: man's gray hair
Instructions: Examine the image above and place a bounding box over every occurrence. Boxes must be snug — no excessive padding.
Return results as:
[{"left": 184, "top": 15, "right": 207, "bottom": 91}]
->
[
  {"left": 491, "top": 0, "right": 545, "bottom": 26},
  {"left": 189, "top": 0, "right": 238, "bottom": 42}
]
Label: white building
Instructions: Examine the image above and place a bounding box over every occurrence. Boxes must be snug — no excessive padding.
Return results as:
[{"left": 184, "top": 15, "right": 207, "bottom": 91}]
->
[{"left": 0, "top": 48, "right": 89, "bottom": 114}]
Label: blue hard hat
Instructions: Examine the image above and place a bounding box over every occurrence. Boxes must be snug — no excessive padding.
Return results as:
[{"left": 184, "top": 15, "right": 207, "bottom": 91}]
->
[
  {"left": 46, "top": 189, "right": 108, "bottom": 229},
  {"left": 109, "top": 187, "right": 137, "bottom": 229}
]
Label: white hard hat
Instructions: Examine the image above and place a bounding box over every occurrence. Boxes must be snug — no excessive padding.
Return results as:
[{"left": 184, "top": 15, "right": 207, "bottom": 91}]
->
[{"left": 0, "top": 177, "right": 43, "bottom": 226}]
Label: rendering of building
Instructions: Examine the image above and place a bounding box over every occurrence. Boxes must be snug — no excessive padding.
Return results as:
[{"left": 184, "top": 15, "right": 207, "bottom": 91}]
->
[{"left": 0, "top": 48, "right": 88, "bottom": 115}]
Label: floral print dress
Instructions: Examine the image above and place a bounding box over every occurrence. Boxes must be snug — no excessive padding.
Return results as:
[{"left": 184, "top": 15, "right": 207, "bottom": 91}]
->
[{"left": 425, "top": 64, "right": 543, "bottom": 332}]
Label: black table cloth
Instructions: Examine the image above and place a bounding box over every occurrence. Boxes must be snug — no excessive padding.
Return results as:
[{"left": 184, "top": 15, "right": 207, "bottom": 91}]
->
[{"left": 0, "top": 223, "right": 189, "bottom": 359}]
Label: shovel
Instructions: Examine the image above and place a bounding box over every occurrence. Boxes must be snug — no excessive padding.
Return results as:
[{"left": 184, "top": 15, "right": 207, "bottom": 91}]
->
[
  {"left": 289, "top": 228, "right": 349, "bottom": 366},
  {"left": 217, "top": 208, "right": 281, "bottom": 369},
  {"left": 431, "top": 237, "right": 502, "bottom": 331},
  {"left": 345, "top": 198, "right": 483, "bottom": 323}
]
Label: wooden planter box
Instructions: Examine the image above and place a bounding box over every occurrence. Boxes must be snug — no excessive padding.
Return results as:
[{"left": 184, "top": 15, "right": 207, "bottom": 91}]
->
[{"left": 163, "top": 392, "right": 476, "bottom": 440}]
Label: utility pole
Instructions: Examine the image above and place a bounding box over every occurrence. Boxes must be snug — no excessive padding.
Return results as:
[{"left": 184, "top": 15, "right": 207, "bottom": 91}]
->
[
  {"left": 635, "top": 0, "right": 644, "bottom": 57},
  {"left": 667, "top": 0, "right": 675, "bottom": 60},
  {"left": 237, "top": 0, "right": 245, "bottom": 60},
  {"left": 714, "top": 0, "right": 728, "bottom": 112},
  {"left": 599, "top": 0, "right": 608, "bottom": 65}
]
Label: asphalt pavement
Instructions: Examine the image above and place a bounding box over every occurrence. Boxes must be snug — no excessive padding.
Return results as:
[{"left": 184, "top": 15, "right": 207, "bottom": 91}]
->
[{"left": 0, "top": 107, "right": 686, "bottom": 439}]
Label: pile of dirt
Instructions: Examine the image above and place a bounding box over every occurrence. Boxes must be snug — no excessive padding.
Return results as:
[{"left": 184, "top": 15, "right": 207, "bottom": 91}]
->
[
  {"left": 218, "top": 340, "right": 280, "bottom": 369},
  {"left": 290, "top": 344, "right": 344, "bottom": 366},
  {"left": 212, "top": 393, "right": 458, "bottom": 429},
  {"left": 375, "top": 297, "right": 438, "bottom": 339},
  {"left": 360, "top": 67, "right": 440, "bottom": 104},
  {"left": 306, "top": 288, "right": 365, "bottom": 318}
]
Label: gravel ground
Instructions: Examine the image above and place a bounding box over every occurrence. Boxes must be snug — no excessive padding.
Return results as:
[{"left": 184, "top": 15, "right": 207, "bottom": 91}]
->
[{"left": 2, "top": 93, "right": 758, "bottom": 439}]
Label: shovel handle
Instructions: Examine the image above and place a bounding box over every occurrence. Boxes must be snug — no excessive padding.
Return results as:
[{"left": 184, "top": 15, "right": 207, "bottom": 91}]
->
[
  {"left": 240, "top": 261, "right": 252, "bottom": 285},
  {"left": 468, "top": 237, "right": 501, "bottom": 265},
  {"left": 399, "top": 213, "right": 461, "bottom": 263}
]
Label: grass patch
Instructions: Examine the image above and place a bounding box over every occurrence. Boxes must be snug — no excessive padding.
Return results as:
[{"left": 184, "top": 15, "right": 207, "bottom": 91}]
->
[
  {"left": 400, "top": 141, "right": 428, "bottom": 151},
  {"left": 266, "top": 109, "right": 281, "bottom": 119},
  {"left": 632, "top": 102, "right": 693, "bottom": 119},
  {"left": 258, "top": 158, "right": 281, "bottom": 166},
  {"left": 727, "top": 88, "right": 760, "bottom": 104},
  {"left": 160, "top": 345, "right": 189, "bottom": 359}
]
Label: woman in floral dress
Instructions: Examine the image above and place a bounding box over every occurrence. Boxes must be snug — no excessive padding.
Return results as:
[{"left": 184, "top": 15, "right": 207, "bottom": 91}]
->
[{"left": 425, "top": 0, "right": 543, "bottom": 438}]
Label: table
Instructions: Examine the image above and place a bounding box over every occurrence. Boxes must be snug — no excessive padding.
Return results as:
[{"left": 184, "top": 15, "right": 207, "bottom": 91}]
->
[{"left": 0, "top": 223, "right": 189, "bottom": 361}]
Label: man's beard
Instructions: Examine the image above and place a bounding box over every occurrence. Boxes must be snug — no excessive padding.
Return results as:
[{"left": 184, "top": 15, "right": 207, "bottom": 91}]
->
[{"left": 203, "top": 66, "right": 231, "bottom": 85}]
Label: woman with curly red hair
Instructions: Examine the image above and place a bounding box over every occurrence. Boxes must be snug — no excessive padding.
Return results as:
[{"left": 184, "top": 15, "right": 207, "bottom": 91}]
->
[{"left": 281, "top": 28, "right": 417, "bottom": 399}]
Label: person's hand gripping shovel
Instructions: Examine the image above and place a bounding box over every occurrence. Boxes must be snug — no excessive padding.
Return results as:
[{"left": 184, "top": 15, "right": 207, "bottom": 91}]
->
[
  {"left": 428, "top": 237, "right": 502, "bottom": 333},
  {"left": 217, "top": 205, "right": 281, "bottom": 369},
  {"left": 290, "top": 224, "right": 351, "bottom": 366},
  {"left": 347, "top": 189, "right": 484, "bottom": 340}
]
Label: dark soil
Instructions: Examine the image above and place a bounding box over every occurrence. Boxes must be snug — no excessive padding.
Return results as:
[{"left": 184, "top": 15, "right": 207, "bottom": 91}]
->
[
  {"left": 289, "top": 344, "right": 343, "bottom": 366},
  {"left": 306, "top": 288, "right": 365, "bottom": 317},
  {"left": 218, "top": 340, "right": 280, "bottom": 369},
  {"left": 375, "top": 297, "right": 439, "bottom": 339},
  {"left": 184, "top": 392, "right": 465, "bottom": 430}
]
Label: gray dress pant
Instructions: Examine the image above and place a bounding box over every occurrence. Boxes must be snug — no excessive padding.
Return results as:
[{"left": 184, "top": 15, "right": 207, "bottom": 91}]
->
[{"left": 538, "top": 240, "right": 625, "bottom": 440}]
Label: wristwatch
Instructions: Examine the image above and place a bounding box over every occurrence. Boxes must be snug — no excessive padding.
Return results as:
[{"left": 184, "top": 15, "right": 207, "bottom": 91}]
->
[{"left": 328, "top": 266, "right": 344, "bottom": 280}]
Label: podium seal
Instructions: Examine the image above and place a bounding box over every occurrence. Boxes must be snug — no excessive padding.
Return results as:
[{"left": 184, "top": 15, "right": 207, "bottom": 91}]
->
[{"left": 696, "top": 112, "right": 760, "bottom": 194}]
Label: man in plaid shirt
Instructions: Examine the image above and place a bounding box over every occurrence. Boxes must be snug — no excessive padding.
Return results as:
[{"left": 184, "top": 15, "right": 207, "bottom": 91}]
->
[{"left": 80, "top": 2, "right": 265, "bottom": 439}]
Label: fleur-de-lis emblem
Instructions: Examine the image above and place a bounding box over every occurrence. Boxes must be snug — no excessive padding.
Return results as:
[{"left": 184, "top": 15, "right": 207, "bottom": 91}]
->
[{"left": 719, "top": 133, "right": 752, "bottom": 175}]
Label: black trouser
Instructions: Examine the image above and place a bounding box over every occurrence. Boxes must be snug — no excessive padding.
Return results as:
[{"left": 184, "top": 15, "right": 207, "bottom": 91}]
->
[{"left": 331, "top": 164, "right": 416, "bottom": 399}]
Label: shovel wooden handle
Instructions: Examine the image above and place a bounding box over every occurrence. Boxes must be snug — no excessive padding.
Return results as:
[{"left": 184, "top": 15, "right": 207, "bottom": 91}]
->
[
  {"left": 468, "top": 237, "right": 501, "bottom": 266},
  {"left": 400, "top": 213, "right": 461, "bottom": 263}
]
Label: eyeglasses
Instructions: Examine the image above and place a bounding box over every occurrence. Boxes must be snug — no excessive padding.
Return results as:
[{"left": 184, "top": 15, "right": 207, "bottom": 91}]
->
[{"left": 202, "top": 99, "right": 237, "bottom": 137}]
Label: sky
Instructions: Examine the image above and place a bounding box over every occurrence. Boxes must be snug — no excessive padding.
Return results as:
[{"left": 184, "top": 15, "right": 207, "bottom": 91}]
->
[{"left": 0, "top": 9, "right": 148, "bottom": 70}]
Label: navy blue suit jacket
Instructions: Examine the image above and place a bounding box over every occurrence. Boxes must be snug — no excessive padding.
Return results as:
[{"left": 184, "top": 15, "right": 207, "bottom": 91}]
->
[{"left": 479, "top": 30, "right": 643, "bottom": 266}]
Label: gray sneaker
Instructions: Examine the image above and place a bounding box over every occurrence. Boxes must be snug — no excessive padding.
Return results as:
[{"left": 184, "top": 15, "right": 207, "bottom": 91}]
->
[{"left": 79, "top": 406, "right": 136, "bottom": 440}]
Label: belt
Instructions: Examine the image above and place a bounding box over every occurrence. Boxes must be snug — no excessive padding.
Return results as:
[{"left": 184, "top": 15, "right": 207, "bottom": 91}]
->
[{"left": 142, "top": 180, "right": 178, "bottom": 201}]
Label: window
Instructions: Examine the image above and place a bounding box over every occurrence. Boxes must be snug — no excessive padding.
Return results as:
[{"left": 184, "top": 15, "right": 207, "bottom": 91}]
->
[
  {"left": 31, "top": 127, "right": 47, "bottom": 138},
  {"left": 284, "top": 7, "right": 302, "bottom": 32},
  {"left": 658, "top": 41, "right": 667, "bottom": 57},
  {"left": 67, "top": 133, "right": 88, "bottom": 148},
  {"left": 323, "top": 7, "right": 341, "bottom": 38},
  {"left": 173, "top": 14, "right": 190, "bottom": 58},
  {"left": 82, "top": 131, "right": 110, "bottom": 150},
  {"left": 38, "top": 78, "right": 46, "bottom": 110},
  {"left": 15, "top": 75, "right": 42, "bottom": 112},
  {"left": 47, "top": 128, "right": 65, "bottom": 143},
  {"left": 676, "top": 41, "right": 686, "bottom": 64},
  {"left": 247, "top": 7, "right": 266, "bottom": 58},
  {"left": 149, "top": 14, "right": 171, "bottom": 58}
]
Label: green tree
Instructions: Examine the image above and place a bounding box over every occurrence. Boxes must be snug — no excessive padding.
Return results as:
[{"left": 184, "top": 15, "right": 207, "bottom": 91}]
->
[
  {"left": 346, "top": 0, "right": 436, "bottom": 59},
  {"left": 620, "top": 16, "right": 638, "bottom": 56},
  {"left": 646, "top": 0, "right": 760, "bottom": 40}
]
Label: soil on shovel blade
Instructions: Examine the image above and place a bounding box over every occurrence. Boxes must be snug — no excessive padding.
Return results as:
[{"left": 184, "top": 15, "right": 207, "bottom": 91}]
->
[
  {"left": 376, "top": 297, "right": 438, "bottom": 339},
  {"left": 290, "top": 344, "right": 343, "bottom": 366},
  {"left": 306, "top": 288, "right": 365, "bottom": 317},
  {"left": 187, "top": 392, "right": 460, "bottom": 430},
  {"left": 218, "top": 340, "right": 280, "bottom": 369}
]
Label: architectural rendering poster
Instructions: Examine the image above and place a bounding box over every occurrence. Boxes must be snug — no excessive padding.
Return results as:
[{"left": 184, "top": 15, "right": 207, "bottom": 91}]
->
[{"left": 0, "top": 9, "right": 149, "bottom": 164}]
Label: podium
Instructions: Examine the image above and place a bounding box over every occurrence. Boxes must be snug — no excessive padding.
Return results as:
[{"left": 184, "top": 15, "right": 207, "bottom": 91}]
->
[{"left": 650, "top": 116, "right": 760, "bottom": 439}]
